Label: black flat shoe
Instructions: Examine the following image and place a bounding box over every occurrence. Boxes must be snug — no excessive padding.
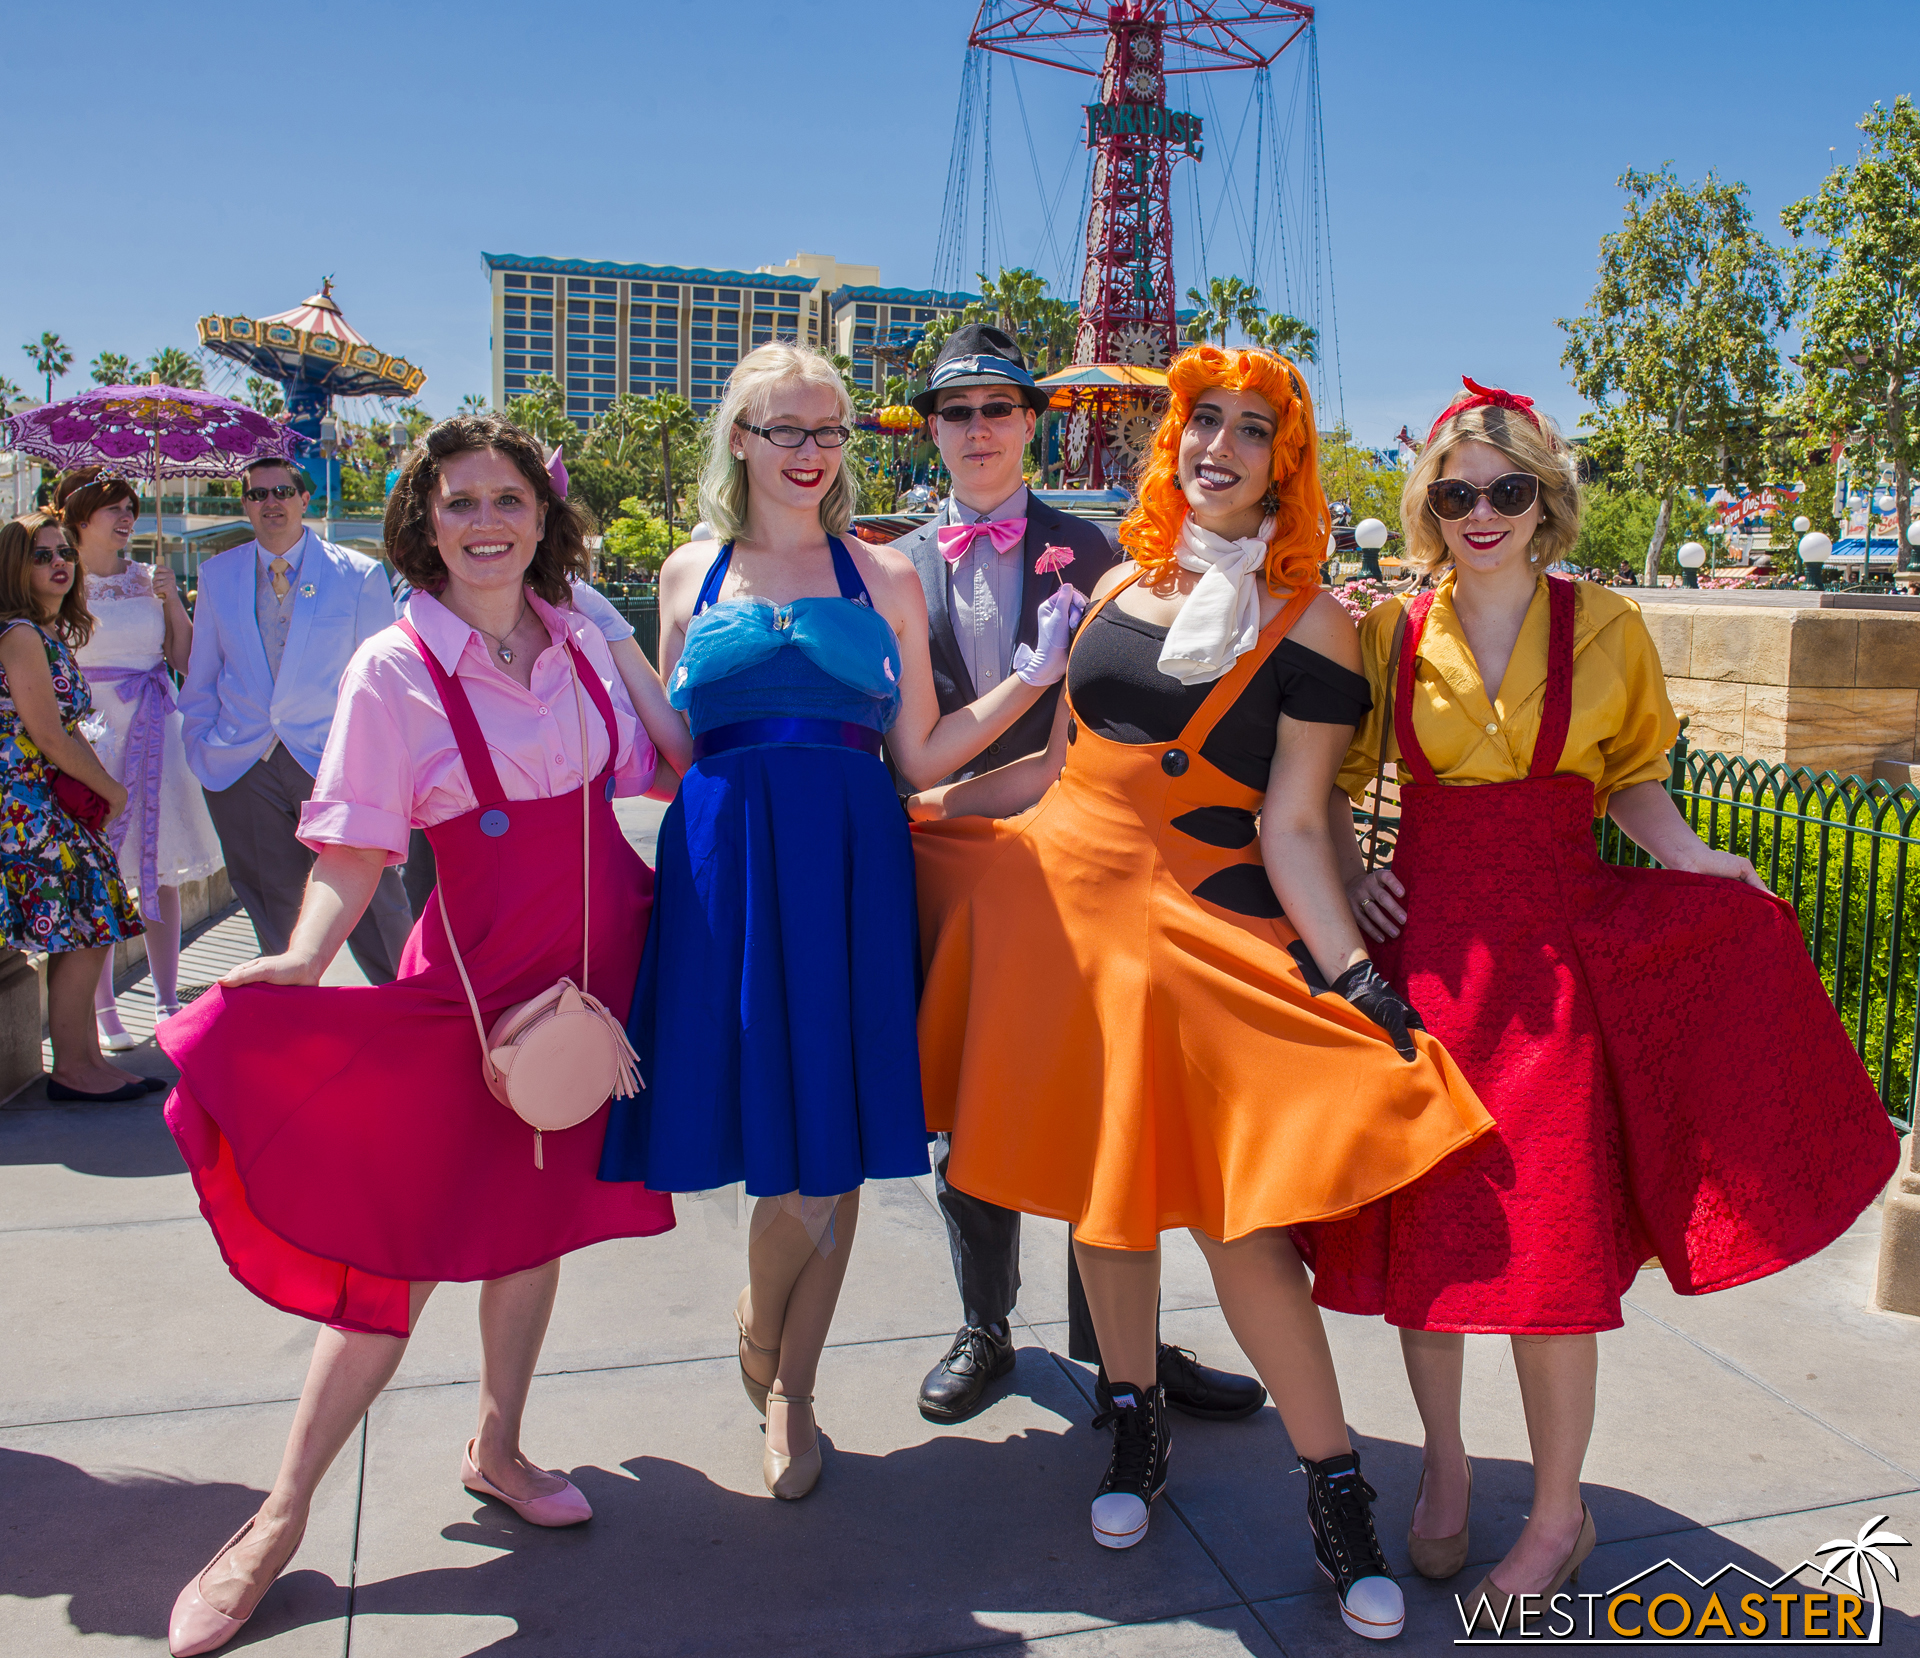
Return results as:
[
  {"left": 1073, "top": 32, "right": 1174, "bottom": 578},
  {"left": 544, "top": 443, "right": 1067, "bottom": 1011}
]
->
[
  {"left": 46, "top": 1077, "right": 158, "bottom": 1102},
  {"left": 918, "top": 1324, "right": 1015, "bottom": 1423},
  {"left": 1095, "top": 1346, "right": 1267, "bottom": 1422}
]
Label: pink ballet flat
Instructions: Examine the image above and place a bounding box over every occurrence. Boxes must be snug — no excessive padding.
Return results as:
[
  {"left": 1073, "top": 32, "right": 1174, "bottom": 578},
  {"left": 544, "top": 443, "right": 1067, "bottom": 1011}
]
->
[
  {"left": 460, "top": 1439, "right": 592, "bottom": 1526},
  {"left": 167, "top": 1520, "right": 260, "bottom": 1656}
]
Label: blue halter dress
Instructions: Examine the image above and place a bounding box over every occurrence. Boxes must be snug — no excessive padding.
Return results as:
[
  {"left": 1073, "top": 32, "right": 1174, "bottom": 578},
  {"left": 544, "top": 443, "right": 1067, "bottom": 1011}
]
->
[{"left": 599, "top": 538, "right": 930, "bottom": 1197}]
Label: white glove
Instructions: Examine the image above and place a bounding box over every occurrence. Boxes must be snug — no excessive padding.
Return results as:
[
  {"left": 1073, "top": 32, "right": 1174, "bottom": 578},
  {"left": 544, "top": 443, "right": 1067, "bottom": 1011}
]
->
[{"left": 1012, "top": 583, "right": 1088, "bottom": 687}]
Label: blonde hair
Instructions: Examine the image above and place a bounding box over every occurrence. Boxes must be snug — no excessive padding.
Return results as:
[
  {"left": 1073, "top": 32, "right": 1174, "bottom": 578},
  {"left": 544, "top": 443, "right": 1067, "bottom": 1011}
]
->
[
  {"left": 697, "top": 343, "right": 856, "bottom": 541},
  {"left": 1400, "top": 402, "right": 1581, "bottom": 574}
]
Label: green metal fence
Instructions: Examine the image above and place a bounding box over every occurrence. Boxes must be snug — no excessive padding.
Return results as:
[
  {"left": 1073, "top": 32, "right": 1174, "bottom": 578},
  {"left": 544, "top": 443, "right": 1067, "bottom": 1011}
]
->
[
  {"left": 597, "top": 588, "right": 660, "bottom": 665},
  {"left": 1358, "top": 724, "right": 1920, "bottom": 1131}
]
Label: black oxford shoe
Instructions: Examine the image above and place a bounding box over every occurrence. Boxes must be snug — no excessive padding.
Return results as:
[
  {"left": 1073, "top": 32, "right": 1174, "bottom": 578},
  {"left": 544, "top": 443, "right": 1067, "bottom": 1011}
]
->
[
  {"left": 1095, "top": 1345, "right": 1267, "bottom": 1422},
  {"left": 918, "top": 1324, "right": 1016, "bottom": 1423}
]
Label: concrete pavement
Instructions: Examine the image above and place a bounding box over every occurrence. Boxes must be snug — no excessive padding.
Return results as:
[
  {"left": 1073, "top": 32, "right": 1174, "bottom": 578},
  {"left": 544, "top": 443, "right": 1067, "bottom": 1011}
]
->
[{"left": 4, "top": 801, "right": 1916, "bottom": 1655}]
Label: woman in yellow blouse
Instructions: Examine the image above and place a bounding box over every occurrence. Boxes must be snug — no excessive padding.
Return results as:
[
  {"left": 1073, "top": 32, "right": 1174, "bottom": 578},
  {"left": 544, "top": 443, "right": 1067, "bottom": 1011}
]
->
[{"left": 1299, "top": 379, "right": 1899, "bottom": 1631}]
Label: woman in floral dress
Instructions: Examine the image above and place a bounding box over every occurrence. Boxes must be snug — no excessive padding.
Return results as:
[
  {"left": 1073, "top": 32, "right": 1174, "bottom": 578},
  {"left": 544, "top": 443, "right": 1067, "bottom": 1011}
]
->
[{"left": 0, "top": 512, "right": 148, "bottom": 1099}]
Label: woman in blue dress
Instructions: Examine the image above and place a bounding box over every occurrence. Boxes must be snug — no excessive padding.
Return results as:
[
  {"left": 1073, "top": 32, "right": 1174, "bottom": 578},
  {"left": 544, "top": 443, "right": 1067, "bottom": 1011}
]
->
[{"left": 600, "top": 343, "right": 1077, "bottom": 1500}]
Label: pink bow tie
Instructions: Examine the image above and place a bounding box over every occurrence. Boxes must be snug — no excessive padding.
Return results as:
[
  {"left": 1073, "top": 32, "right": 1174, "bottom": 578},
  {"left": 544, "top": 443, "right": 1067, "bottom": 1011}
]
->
[{"left": 937, "top": 518, "right": 1027, "bottom": 562}]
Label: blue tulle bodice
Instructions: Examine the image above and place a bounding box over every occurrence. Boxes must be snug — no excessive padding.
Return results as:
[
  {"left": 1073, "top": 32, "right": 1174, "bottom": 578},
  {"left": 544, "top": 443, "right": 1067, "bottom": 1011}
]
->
[{"left": 668, "top": 543, "right": 903, "bottom": 735}]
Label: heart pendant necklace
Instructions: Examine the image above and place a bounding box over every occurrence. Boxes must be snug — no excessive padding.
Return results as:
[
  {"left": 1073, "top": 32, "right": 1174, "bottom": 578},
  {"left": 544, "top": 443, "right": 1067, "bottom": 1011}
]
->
[{"left": 477, "top": 600, "right": 532, "bottom": 665}]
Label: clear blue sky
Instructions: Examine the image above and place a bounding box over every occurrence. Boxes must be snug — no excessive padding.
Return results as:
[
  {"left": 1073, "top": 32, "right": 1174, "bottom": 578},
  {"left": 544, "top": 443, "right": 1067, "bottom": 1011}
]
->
[{"left": 4, "top": 1, "right": 1915, "bottom": 445}]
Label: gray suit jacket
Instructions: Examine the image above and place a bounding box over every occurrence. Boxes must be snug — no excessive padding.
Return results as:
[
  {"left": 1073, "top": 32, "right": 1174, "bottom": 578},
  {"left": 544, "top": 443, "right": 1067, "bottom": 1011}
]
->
[{"left": 889, "top": 496, "right": 1124, "bottom": 785}]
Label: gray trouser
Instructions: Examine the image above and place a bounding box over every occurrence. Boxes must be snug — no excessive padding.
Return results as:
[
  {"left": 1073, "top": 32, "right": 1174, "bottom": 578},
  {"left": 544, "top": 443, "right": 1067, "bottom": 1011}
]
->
[
  {"left": 202, "top": 745, "right": 414, "bottom": 985},
  {"left": 933, "top": 1131, "right": 1104, "bottom": 1362}
]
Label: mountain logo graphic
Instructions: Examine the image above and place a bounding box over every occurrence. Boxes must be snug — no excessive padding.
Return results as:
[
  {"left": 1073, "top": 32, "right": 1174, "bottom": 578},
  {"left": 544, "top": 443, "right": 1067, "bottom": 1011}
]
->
[{"left": 1453, "top": 1514, "right": 1909, "bottom": 1644}]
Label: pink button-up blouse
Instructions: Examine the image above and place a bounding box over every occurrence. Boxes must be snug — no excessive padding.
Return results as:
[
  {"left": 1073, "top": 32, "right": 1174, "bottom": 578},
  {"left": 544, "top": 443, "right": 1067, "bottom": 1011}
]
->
[{"left": 298, "top": 590, "right": 656, "bottom": 864}]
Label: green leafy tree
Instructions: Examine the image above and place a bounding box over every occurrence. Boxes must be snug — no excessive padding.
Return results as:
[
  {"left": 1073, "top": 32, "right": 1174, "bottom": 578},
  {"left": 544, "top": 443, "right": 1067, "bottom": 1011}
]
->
[
  {"left": 1569, "top": 482, "right": 1714, "bottom": 578},
  {"left": 146, "top": 346, "right": 203, "bottom": 389},
  {"left": 1184, "top": 276, "right": 1263, "bottom": 347},
  {"left": 1247, "top": 310, "right": 1319, "bottom": 364},
  {"left": 601, "top": 499, "right": 676, "bottom": 575},
  {"left": 90, "top": 351, "right": 135, "bottom": 386},
  {"left": 1561, "top": 165, "right": 1792, "bottom": 584},
  {"left": 0, "top": 373, "right": 21, "bottom": 410},
  {"left": 22, "top": 332, "right": 72, "bottom": 402},
  {"left": 456, "top": 393, "right": 489, "bottom": 418},
  {"left": 1318, "top": 426, "right": 1405, "bottom": 539},
  {"left": 629, "top": 394, "right": 700, "bottom": 529},
  {"left": 244, "top": 376, "right": 286, "bottom": 416},
  {"left": 1784, "top": 96, "right": 1920, "bottom": 568}
]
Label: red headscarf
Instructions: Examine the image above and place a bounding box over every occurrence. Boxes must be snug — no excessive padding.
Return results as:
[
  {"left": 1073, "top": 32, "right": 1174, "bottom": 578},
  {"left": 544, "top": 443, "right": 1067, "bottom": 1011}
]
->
[{"left": 1426, "top": 376, "right": 1540, "bottom": 448}]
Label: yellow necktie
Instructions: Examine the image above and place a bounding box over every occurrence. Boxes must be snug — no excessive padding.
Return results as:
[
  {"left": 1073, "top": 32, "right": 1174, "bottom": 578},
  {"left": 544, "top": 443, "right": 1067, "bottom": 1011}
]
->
[{"left": 270, "top": 557, "right": 291, "bottom": 601}]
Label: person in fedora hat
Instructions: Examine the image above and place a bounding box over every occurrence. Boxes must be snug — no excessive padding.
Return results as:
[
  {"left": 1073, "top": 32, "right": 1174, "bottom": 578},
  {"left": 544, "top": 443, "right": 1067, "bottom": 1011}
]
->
[{"left": 890, "top": 322, "right": 1265, "bottom": 1430}]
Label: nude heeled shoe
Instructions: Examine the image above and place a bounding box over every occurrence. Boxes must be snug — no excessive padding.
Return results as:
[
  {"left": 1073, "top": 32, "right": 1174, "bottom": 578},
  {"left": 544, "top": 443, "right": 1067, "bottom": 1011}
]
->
[
  {"left": 736, "top": 1285, "right": 778, "bottom": 1416},
  {"left": 1408, "top": 1457, "right": 1472, "bottom": 1580},
  {"left": 168, "top": 1516, "right": 302, "bottom": 1657},
  {"left": 763, "top": 1392, "right": 821, "bottom": 1500},
  {"left": 1461, "top": 1504, "right": 1596, "bottom": 1634},
  {"left": 460, "top": 1439, "right": 592, "bottom": 1526}
]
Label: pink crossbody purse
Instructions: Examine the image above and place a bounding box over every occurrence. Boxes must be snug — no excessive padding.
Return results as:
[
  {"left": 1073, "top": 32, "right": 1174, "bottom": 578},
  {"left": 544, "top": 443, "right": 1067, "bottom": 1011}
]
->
[{"left": 407, "top": 623, "right": 643, "bottom": 1168}]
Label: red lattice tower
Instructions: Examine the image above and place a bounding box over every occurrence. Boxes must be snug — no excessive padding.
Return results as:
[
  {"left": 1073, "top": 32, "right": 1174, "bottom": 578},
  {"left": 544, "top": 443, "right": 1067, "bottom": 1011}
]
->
[{"left": 969, "top": 2, "right": 1314, "bottom": 484}]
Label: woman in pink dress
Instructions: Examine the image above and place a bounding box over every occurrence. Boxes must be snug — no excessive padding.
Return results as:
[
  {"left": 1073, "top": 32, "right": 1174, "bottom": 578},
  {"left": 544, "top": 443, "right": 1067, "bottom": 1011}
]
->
[{"left": 159, "top": 414, "right": 692, "bottom": 1657}]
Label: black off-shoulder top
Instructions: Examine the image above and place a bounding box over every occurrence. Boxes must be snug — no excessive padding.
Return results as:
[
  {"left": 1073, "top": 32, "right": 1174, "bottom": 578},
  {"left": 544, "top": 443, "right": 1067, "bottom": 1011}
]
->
[{"left": 1067, "top": 602, "right": 1372, "bottom": 791}]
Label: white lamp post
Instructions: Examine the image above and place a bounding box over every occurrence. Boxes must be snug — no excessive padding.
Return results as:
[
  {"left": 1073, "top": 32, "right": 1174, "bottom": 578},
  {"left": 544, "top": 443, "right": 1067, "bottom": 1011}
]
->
[
  {"left": 1799, "top": 530, "right": 1833, "bottom": 590},
  {"left": 318, "top": 416, "right": 339, "bottom": 543},
  {"left": 1677, "top": 540, "right": 1708, "bottom": 589},
  {"left": 1354, "top": 517, "right": 1389, "bottom": 582},
  {"left": 1793, "top": 515, "right": 1812, "bottom": 535}
]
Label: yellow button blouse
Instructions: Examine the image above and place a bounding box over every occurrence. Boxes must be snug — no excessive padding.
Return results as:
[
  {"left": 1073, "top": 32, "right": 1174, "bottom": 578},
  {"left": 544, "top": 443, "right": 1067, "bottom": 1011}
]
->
[{"left": 1337, "top": 573, "right": 1680, "bottom": 816}]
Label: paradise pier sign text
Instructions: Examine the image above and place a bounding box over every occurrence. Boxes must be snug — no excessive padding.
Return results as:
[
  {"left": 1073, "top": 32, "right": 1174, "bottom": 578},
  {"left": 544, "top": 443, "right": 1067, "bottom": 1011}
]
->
[{"left": 1083, "top": 102, "right": 1204, "bottom": 160}]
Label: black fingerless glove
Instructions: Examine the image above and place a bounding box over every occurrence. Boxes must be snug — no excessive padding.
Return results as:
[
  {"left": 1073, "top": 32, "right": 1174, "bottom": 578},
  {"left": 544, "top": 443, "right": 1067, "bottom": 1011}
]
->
[{"left": 1331, "top": 960, "right": 1425, "bottom": 1062}]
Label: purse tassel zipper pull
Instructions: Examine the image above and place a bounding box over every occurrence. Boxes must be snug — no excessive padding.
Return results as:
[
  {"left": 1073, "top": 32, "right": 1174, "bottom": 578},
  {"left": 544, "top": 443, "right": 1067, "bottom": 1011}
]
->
[{"left": 534, "top": 1129, "right": 544, "bottom": 1170}]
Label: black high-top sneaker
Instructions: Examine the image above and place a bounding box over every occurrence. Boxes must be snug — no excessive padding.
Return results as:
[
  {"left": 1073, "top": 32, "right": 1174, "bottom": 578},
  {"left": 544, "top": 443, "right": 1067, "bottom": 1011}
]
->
[
  {"left": 1089, "top": 1381, "right": 1170, "bottom": 1549},
  {"left": 1301, "top": 1449, "right": 1405, "bottom": 1640}
]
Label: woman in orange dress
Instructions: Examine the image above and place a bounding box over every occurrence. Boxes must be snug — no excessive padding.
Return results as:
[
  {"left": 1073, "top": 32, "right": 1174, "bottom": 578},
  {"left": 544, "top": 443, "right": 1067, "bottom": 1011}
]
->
[
  {"left": 1301, "top": 379, "right": 1899, "bottom": 1630},
  {"left": 910, "top": 346, "right": 1491, "bottom": 1641}
]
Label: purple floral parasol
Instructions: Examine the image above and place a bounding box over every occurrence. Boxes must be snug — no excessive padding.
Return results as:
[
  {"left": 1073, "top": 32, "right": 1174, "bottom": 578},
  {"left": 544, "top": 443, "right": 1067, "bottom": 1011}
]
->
[{"left": 0, "top": 383, "right": 303, "bottom": 478}]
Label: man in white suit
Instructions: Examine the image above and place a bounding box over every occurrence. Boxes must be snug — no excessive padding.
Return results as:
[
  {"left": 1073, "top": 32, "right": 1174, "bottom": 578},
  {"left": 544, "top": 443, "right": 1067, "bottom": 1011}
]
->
[{"left": 179, "top": 457, "right": 412, "bottom": 982}]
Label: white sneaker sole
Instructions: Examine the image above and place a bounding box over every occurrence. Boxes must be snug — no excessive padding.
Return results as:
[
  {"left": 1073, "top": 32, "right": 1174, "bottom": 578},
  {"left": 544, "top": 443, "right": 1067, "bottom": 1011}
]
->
[
  {"left": 1092, "top": 1491, "right": 1153, "bottom": 1550},
  {"left": 1317, "top": 1562, "right": 1406, "bottom": 1640}
]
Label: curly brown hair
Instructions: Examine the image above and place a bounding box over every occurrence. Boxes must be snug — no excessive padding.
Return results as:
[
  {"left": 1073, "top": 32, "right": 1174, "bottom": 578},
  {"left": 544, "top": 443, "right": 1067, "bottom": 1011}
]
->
[
  {"left": 383, "top": 414, "right": 588, "bottom": 605},
  {"left": 0, "top": 512, "right": 94, "bottom": 645}
]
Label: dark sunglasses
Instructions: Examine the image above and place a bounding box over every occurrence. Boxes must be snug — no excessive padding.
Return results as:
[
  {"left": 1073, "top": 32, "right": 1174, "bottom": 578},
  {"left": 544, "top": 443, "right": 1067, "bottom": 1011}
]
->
[
  {"left": 242, "top": 483, "right": 303, "bottom": 502},
  {"left": 1426, "top": 472, "right": 1541, "bottom": 521},
  {"left": 933, "top": 400, "right": 1022, "bottom": 424},
  {"left": 734, "top": 420, "right": 851, "bottom": 450},
  {"left": 31, "top": 544, "right": 77, "bottom": 565}
]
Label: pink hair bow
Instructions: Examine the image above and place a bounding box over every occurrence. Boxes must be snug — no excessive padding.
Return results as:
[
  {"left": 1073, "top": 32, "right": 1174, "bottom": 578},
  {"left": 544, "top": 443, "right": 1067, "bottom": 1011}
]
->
[
  {"left": 936, "top": 517, "right": 1026, "bottom": 562},
  {"left": 545, "top": 444, "right": 569, "bottom": 499},
  {"left": 1426, "top": 376, "right": 1540, "bottom": 447}
]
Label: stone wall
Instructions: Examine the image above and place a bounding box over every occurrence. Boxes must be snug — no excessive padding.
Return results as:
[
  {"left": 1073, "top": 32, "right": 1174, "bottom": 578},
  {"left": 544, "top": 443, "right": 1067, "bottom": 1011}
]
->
[{"left": 1637, "top": 596, "right": 1920, "bottom": 775}]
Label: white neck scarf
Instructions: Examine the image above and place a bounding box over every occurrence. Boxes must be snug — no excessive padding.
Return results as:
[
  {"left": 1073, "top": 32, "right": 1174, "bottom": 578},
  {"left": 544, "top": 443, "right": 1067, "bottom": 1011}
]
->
[{"left": 1156, "top": 513, "right": 1276, "bottom": 686}]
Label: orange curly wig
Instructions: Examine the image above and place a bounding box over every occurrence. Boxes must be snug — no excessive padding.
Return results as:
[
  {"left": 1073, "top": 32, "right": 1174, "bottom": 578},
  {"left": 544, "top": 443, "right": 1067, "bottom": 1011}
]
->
[{"left": 1118, "top": 345, "right": 1327, "bottom": 593}]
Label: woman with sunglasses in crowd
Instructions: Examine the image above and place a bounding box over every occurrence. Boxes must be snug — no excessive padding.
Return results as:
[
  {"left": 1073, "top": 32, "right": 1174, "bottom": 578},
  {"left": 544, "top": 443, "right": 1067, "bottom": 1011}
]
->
[
  {"left": 1301, "top": 380, "right": 1899, "bottom": 1629},
  {"left": 56, "top": 467, "right": 223, "bottom": 1042},
  {"left": 599, "top": 341, "right": 1077, "bottom": 1502},
  {"left": 0, "top": 513, "right": 147, "bottom": 1098},
  {"left": 909, "top": 347, "right": 1492, "bottom": 1639}
]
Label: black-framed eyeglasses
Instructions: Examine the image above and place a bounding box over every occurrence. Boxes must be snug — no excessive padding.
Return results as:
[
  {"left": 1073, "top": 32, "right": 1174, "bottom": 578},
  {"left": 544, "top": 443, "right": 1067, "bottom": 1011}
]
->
[
  {"left": 933, "top": 400, "right": 1024, "bottom": 424},
  {"left": 242, "top": 483, "right": 304, "bottom": 502},
  {"left": 31, "top": 544, "right": 78, "bottom": 565},
  {"left": 1426, "top": 472, "right": 1541, "bottom": 521},
  {"left": 734, "top": 420, "right": 851, "bottom": 450}
]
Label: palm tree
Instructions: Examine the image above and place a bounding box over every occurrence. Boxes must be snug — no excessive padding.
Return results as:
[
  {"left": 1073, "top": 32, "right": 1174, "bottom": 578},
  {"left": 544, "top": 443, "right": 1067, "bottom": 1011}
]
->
[
  {"left": 0, "top": 373, "right": 22, "bottom": 411},
  {"left": 244, "top": 377, "right": 286, "bottom": 416},
  {"left": 456, "top": 393, "right": 489, "bottom": 418},
  {"left": 633, "top": 394, "right": 699, "bottom": 531},
  {"left": 1249, "top": 311, "right": 1320, "bottom": 364},
  {"left": 145, "top": 347, "right": 203, "bottom": 389},
  {"left": 1184, "top": 277, "right": 1263, "bottom": 347},
  {"left": 23, "top": 332, "right": 72, "bottom": 402},
  {"left": 1814, "top": 1514, "right": 1909, "bottom": 1640},
  {"left": 90, "top": 351, "right": 135, "bottom": 386},
  {"left": 505, "top": 374, "right": 576, "bottom": 452}
]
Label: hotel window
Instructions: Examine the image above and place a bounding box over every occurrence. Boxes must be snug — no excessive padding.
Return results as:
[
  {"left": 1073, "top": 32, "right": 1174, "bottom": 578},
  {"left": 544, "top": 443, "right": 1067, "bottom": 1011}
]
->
[
  {"left": 856, "top": 304, "right": 877, "bottom": 320},
  {"left": 505, "top": 274, "right": 526, "bottom": 290}
]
